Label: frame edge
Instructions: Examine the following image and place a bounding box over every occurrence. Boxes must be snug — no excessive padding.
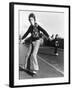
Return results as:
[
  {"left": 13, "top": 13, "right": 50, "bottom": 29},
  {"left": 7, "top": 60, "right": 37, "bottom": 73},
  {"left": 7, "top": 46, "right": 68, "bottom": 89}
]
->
[{"left": 9, "top": 2, "right": 14, "bottom": 87}]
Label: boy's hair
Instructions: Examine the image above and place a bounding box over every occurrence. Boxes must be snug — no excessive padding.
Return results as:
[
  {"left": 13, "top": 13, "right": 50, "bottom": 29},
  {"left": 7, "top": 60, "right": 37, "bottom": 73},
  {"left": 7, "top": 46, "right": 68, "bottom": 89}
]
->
[{"left": 29, "top": 13, "right": 36, "bottom": 21}]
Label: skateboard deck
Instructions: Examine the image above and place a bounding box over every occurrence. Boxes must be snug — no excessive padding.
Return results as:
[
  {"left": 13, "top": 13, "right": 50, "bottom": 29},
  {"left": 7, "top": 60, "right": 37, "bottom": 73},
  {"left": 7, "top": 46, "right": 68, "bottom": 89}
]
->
[{"left": 19, "top": 65, "right": 37, "bottom": 76}]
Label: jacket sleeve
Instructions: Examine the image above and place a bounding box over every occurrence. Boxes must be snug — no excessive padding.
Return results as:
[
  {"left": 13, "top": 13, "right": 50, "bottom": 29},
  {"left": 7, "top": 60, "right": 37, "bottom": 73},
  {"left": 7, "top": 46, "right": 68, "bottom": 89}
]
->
[
  {"left": 22, "top": 26, "right": 31, "bottom": 40},
  {"left": 38, "top": 25, "right": 49, "bottom": 37}
]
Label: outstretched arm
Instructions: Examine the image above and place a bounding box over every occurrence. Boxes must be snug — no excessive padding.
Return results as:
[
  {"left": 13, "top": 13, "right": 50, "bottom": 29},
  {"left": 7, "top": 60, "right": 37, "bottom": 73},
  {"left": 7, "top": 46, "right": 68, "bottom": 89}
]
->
[
  {"left": 38, "top": 25, "right": 49, "bottom": 38},
  {"left": 22, "top": 26, "right": 31, "bottom": 40}
]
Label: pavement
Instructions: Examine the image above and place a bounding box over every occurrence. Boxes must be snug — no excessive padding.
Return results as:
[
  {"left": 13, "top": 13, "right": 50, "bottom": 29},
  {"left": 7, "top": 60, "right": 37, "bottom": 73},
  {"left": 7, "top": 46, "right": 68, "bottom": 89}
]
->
[{"left": 19, "top": 43, "right": 64, "bottom": 79}]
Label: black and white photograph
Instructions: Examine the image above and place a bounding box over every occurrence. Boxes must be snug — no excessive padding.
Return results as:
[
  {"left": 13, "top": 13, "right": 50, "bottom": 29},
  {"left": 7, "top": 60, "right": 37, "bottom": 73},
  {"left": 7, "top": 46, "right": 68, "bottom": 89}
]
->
[
  {"left": 19, "top": 10, "right": 64, "bottom": 79},
  {"left": 9, "top": 2, "right": 70, "bottom": 87}
]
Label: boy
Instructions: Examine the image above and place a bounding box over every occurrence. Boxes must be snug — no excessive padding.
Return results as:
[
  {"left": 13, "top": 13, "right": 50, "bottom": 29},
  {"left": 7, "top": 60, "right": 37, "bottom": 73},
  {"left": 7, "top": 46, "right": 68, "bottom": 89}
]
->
[
  {"left": 21, "top": 13, "right": 49, "bottom": 74},
  {"left": 54, "top": 34, "right": 59, "bottom": 56}
]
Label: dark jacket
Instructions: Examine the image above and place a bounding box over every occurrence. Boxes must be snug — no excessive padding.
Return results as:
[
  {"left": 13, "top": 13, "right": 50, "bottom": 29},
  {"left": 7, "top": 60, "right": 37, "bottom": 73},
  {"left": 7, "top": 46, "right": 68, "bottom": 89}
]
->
[
  {"left": 22, "top": 23, "right": 49, "bottom": 42},
  {"left": 54, "top": 38, "right": 59, "bottom": 47}
]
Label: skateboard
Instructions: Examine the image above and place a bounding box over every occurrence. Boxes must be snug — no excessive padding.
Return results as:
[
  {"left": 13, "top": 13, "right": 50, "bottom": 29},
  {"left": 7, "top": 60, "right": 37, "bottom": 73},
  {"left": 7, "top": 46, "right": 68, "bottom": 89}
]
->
[{"left": 19, "top": 65, "right": 37, "bottom": 77}]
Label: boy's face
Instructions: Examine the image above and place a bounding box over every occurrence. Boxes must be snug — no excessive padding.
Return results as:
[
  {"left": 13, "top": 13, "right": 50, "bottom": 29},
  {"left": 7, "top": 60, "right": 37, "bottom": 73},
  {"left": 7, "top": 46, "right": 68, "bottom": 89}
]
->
[{"left": 29, "top": 17, "right": 35, "bottom": 26}]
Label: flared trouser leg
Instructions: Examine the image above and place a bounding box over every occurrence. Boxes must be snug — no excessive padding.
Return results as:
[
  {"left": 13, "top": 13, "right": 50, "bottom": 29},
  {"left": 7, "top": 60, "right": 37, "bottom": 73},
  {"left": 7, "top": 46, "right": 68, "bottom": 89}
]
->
[
  {"left": 30, "top": 39, "right": 41, "bottom": 71},
  {"left": 24, "top": 44, "right": 32, "bottom": 69}
]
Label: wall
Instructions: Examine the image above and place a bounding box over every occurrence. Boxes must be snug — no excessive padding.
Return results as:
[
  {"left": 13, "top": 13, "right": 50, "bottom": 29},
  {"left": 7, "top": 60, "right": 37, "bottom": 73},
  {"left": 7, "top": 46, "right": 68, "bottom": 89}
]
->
[{"left": 0, "top": 0, "right": 71, "bottom": 90}]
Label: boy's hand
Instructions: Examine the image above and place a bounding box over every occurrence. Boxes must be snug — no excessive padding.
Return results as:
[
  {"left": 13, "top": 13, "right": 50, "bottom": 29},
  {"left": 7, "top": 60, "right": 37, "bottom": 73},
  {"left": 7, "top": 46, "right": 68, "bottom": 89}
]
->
[
  {"left": 43, "top": 35, "right": 49, "bottom": 40},
  {"left": 21, "top": 40, "right": 25, "bottom": 44},
  {"left": 19, "top": 37, "right": 25, "bottom": 44},
  {"left": 46, "top": 36, "right": 49, "bottom": 40}
]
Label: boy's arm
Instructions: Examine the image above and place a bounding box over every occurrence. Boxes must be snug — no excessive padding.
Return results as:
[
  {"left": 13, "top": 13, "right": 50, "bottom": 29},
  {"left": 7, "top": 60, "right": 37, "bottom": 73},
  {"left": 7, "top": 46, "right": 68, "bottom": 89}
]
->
[
  {"left": 22, "top": 26, "right": 31, "bottom": 40},
  {"left": 38, "top": 25, "right": 49, "bottom": 38}
]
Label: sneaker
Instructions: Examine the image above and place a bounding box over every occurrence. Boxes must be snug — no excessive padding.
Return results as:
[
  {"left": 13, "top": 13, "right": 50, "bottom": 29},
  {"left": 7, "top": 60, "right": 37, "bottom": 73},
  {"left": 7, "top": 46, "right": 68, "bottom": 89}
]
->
[
  {"left": 32, "top": 71, "right": 37, "bottom": 74},
  {"left": 32, "top": 71, "right": 37, "bottom": 77}
]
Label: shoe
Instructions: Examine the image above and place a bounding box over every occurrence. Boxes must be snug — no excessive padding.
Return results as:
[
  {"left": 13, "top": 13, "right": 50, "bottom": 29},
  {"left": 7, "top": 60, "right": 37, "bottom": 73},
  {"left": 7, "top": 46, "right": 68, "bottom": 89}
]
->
[
  {"left": 32, "top": 71, "right": 37, "bottom": 74},
  {"left": 32, "top": 71, "right": 37, "bottom": 77}
]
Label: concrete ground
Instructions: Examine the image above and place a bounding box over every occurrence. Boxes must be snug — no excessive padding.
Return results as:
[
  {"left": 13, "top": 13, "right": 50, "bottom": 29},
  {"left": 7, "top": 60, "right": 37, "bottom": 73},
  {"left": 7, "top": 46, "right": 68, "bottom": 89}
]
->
[{"left": 19, "top": 43, "right": 64, "bottom": 79}]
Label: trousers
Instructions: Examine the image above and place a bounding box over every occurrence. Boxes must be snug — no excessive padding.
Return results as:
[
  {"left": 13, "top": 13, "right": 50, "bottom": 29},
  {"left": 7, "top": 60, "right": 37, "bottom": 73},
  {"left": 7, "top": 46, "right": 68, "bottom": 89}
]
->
[{"left": 25, "top": 38, "right": 43, "bottom": 71}]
